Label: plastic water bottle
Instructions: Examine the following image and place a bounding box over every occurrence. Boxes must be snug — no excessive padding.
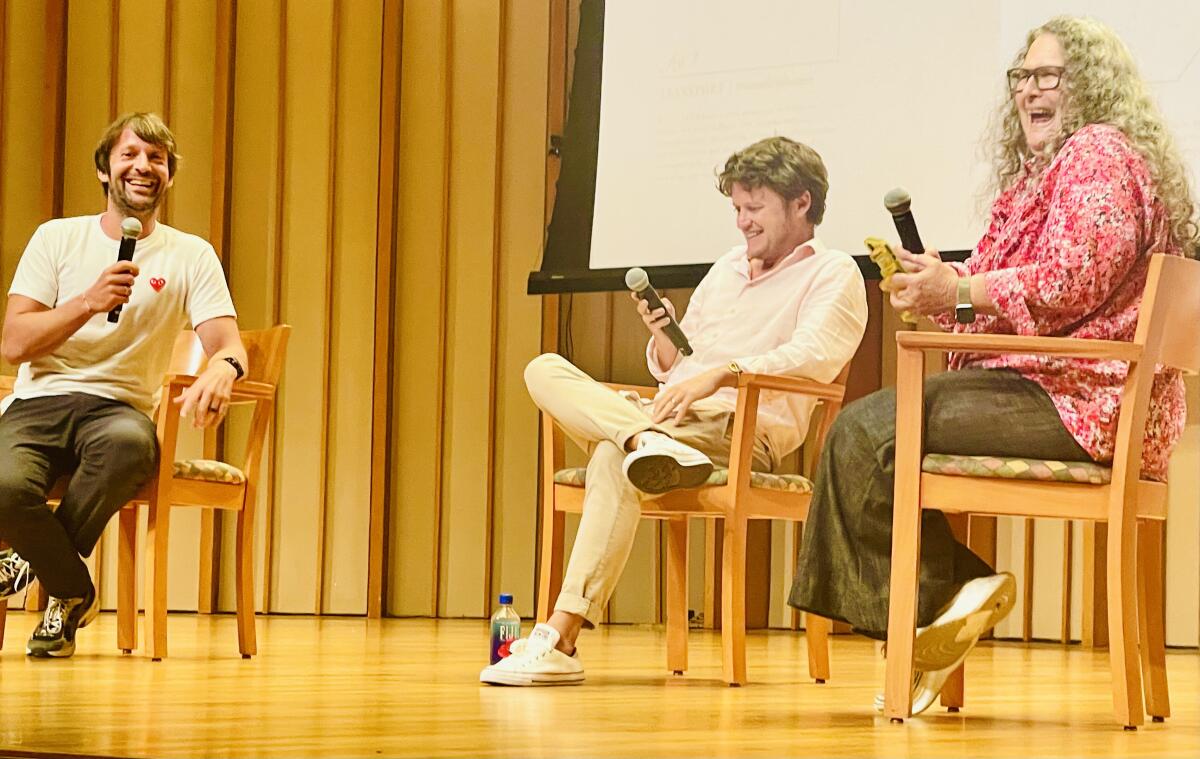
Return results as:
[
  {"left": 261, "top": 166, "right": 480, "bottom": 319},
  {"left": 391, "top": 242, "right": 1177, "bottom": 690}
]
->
[{"left": 489, "top": 593, "right": 521, "bottom": 664}]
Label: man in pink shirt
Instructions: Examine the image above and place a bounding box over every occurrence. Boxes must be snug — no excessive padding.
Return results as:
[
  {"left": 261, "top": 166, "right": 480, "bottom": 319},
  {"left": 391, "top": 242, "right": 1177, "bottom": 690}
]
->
[{"left": 481, "top": 136, "right": 868, "bottom": 686}]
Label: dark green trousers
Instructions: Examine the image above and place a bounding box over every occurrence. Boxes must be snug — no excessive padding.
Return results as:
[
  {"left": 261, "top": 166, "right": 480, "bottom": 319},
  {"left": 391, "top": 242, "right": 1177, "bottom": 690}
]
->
[
  {"left": 788, "top": 369, "right": 1090, "bottom": 639},
  {"left": 0, "top": 393, "right": 157, "bottom": 598}
]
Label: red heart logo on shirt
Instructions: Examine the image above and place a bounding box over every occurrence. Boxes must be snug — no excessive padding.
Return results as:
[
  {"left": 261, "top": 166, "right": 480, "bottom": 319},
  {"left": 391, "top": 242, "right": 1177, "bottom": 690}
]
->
[{"left": 149, "top": 277, "right": 166, "bottom": 292}]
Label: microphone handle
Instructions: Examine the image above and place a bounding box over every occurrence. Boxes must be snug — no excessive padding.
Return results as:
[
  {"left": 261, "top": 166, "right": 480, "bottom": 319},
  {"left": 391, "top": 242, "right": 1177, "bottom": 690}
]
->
[
  {"left": 891, "top": 210, "right": 925, "bottom": 255},
  {"left": 108, "top": 237, "right": 138, "bottom": 323},
  {"left": 662, "top": 320, "right": 693, "bottom": 357},
  {"left": 635, "top": 285, "right": 693, "bottom": 357}
]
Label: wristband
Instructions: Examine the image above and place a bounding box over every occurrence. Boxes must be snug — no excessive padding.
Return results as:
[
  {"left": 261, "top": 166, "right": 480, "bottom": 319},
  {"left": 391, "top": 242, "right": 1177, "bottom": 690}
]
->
[
  {"left": 955, "top": 277, "right": 976, "bottom": 324},
  {"left": 222, "top": 356, "right": 245, "bottom": 380}
]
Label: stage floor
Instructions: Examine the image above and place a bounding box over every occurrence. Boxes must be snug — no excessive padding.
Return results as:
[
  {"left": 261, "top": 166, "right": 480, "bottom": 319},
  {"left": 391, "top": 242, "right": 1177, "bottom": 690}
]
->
[{"left": 0, "top": 612, "right": 1196, "bottom": 758}]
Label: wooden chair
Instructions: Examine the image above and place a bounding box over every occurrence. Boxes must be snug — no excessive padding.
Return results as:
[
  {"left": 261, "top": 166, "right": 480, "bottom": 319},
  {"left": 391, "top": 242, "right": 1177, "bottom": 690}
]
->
[
  {"left": 126, "top": 324, "right": 291, "bottom": 659},
  {"left": 883, "top": 254, "right": 1195, "bottom": 728},
  {"left": 537, "top": 369, "right": 848, "bottom": 685},
  {"left": 0, "top": 325, "right": 290, "bottom": 660}
]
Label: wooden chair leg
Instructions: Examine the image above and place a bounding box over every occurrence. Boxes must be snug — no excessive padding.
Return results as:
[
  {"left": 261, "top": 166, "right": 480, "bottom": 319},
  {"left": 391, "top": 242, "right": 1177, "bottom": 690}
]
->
[
  {"left": 665, "top": 517, "right": 688, "bottom": 675},
  {"left": 882, "top": 504, "right": 922, "bottom": 720},
  {"left": 704, "top": 518, "right": 722, "bottom": 629},
  {"left": 535, "top": 493, "right": 564, "bottom": 623},
  {"left": 1105, "top": 512, "right": 1144, "bottom": 729},
  {"left": 116, "top": 506, "right": 138, "bottom": 653},
  {"left": 144, "top": 501, "right": 171, "bottom": 660},
  {"left": 1136, "top": 520, "right": 1170, "bottom": 721},
  {"left": 940, "top": 512, "right": 966, "bottom": 711},
  {"left": 805, "top": 613, "right": 830, "bottom": 683},
  {"left": 25, "top": 578, "right": 47, "bottom": 611},
  {"left": 235, "top": 509, "right": 257, "bottom": 658},
  {"left": 884, "top": 345, "right": 925, "bottom": 721},
  {"left": 939, "top": 664, "right": 965, "bottom": 710},
  {"left": 197, "top": 510, "right": 219, "bottom": 614},
  {"left": 1082, "top": 522, "right": 1109, "bottom": 648},
  {"left": 719, "top": 516, "right": 747, "bottom": 686}
]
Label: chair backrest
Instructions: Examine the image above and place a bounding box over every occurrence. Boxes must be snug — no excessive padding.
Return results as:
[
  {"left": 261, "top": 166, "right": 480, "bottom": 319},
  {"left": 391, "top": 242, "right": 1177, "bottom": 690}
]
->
[
  {"left": 227, "top": 325, "right": 292, "bottom": 481},
  {"left": 1109, "top": 254, "right": 1197, "bottom": 485},
  {"left": 1135, "top": 254, "right": 1200, "bottom": 373},
  {"left": 167, "top": 326, "right": 292, "bottom": 387},
  {"left": 805, "top": 362, "right": 853, "bottom": 470}
]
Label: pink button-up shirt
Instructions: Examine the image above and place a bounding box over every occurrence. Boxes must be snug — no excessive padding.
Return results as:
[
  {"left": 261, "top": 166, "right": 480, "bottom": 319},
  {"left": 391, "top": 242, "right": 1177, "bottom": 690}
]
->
[
  {"left": 648, "top": 237, "right": 868, "bottom": 464},
  {"left": 933, "top": 124, "right": 1186, "bottom": 480}
]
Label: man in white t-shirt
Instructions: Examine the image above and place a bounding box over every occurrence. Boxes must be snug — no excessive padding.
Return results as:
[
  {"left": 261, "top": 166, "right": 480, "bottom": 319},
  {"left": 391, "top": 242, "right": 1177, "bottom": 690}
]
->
[
  {"left": 0, "top": 112, "right": 247, "bottom": 658},
  {"left": 480, "top": 136, "right": 868, "bottom": 686}
]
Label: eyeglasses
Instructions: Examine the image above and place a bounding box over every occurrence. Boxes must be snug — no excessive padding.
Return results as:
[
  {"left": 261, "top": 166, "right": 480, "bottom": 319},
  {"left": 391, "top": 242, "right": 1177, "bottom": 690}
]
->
[{"left": 1006, "top": 66, "right": 1065, "bottom": 93}]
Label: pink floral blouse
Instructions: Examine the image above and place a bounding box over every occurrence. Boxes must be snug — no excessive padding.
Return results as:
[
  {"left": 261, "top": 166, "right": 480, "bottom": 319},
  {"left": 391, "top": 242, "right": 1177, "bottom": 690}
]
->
[{"left": 933, "top": 124, "right": 1186, "bottom": 480}]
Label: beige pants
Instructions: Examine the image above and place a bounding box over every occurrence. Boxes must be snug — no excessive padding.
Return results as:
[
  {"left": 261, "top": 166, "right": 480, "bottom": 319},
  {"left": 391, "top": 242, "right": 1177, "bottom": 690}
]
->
[{"left": 524, "top": 353, "right": 771, "bottom": 627}]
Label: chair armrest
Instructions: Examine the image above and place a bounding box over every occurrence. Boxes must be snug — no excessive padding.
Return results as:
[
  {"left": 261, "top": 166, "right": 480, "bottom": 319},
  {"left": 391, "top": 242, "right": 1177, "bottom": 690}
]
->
[
  {"left": 737, "top": 372, "right": 845, "bottom": 402},
  {"left": 896, "top": 331, "right": 1142, "bottom": 362},
  {"left": 161, "top": 374, "right": 276, "bottom": 403}
]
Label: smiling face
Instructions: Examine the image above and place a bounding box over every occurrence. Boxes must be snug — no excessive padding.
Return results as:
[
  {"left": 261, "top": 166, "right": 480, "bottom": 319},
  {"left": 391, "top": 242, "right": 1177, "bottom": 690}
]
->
[
  {"left": 97, "top": 128, "right": 173, "bottom": 217},
  {"left": 1014, "top": 33, "right": 1066, "bottom": 153},
  {"left": 730, "top": 182, "right": 812, "bottom": 266}
]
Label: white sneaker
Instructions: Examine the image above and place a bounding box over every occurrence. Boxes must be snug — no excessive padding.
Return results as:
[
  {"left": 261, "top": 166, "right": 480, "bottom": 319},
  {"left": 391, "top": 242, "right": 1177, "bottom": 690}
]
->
[
  {"left": 911, "top": 572, "right": 1016, "bottom": 671},
  {"left": 622, "top": 432, "right": 713, "bottom": 494},
  {"left": 872, "top": 573, "right": 1016, "bottom": 715},
  {"left": 873, "top": 654, "right": 967, "bottom": 716},
  {"left": 479, "top": 623, "right": 585, "bottom": 686}
]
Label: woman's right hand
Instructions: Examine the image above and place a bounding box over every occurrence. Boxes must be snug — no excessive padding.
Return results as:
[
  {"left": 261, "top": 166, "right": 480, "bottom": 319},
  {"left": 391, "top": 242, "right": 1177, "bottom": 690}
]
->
[{"left": 890, "top": 247, "right": 958, "bottom": 316}]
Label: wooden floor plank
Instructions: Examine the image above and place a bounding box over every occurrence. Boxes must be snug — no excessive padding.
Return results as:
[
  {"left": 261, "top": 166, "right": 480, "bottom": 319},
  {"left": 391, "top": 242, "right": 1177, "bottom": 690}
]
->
[{"left": 0, "top": 614, "right": 1196, "bottom": 758}]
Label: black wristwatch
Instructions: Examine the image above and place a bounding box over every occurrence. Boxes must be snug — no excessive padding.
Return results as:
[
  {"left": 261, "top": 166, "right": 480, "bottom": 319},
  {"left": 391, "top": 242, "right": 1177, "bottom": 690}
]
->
[
  {"left": 954, "top": 277, "right": 976, "bottom": 324},
  {"left": 222, "top": 356, "right": 245, "bottom": 380}
]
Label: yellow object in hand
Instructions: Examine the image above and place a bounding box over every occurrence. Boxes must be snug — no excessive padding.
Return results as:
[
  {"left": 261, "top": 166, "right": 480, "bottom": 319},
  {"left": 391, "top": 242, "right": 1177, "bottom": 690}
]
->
[{"left": 864, "top": 237, "right": 917, "bottom": 324}]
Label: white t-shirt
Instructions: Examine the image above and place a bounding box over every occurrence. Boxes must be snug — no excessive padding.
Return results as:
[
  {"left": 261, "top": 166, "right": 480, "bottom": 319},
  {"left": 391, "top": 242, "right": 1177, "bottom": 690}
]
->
[{"left": 4, "top": 215, "right": 237, "bottom": 417}]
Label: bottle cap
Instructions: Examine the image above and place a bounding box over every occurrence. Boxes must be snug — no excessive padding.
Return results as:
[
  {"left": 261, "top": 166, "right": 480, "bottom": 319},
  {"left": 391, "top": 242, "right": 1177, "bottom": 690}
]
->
[{"left": 498, "top": 593, "right": 513, "bottom": 605}]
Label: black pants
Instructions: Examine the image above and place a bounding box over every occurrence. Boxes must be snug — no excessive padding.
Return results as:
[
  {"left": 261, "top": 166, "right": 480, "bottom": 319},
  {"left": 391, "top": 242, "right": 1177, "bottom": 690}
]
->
[
  {"left": 788, "top": 369, "right": 1091, "bottom": 639},
  {"left": 0, "top": 393, "right": 157, "bottom": 598}
]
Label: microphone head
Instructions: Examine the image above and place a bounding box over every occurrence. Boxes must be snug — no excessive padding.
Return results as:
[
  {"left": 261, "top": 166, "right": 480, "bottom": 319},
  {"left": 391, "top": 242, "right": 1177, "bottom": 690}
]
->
[
  {"left": 883, "top": 187, "right": 912, "bottom": 216},
  {"left": 625, "top": 267, "right": 649, "bottom": 292},
  {"left": 121, "top": 217, "right": 143, "bottom": 239}
]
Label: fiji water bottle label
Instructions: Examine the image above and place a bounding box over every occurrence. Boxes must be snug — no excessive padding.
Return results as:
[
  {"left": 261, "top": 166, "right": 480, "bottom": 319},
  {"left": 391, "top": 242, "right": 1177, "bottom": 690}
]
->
[{"left": 490, "top": 619, "right": 521, "bottom": 664}]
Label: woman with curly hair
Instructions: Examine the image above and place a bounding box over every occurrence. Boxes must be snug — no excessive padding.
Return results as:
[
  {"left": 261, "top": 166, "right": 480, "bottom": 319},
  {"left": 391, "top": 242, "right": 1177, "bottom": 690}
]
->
[{"left": 788, "top": 16, "right": 1195, "bottom": 714}]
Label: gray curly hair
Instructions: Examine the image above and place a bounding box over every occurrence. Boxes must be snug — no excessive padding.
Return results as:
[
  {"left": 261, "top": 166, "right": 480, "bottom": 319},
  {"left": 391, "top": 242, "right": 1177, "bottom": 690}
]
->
[{"left": 988, "top": 16, "right": 1198, "bottom": 255}]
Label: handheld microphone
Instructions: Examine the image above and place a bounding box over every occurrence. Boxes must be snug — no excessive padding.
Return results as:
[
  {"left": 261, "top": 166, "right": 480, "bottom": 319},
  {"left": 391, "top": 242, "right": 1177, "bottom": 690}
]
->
[
  {"left": 625, "top": 267, "right": 693, "bottom": 357},
  {"left": 883, "top": 187, "right": 925, "bottom": 255},
  {"left": 108, "top": 217, "right": 142, "bottom": 324}
]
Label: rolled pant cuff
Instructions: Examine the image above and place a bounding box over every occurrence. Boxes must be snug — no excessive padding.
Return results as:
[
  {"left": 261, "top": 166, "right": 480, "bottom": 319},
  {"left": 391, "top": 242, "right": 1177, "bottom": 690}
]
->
[
  {"left": 553, "top": 592, "right": 603, "bottom": 629},
  {"left": 614, "top": 422, "right": 665, "bottom": 453}
]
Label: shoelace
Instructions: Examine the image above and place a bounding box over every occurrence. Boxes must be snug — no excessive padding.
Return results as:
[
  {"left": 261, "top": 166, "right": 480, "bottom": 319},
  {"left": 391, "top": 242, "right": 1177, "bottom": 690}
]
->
[
  {"left": 0, "top": 552, "right": 29, "bottom": 583},
  {"left": 507, "top": 635, "right": 554, "bottom": 665},
  {"left": 40, "top": 598, "right": 67, "bottom": 636}
]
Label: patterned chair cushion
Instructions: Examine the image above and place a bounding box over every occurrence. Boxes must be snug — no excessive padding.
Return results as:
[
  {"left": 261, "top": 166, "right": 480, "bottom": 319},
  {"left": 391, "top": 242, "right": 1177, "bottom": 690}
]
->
[
  {"left": 173, "top": 459, "right": 247, "bottom": 485},
  {"left": 920, "top": 453, "right": 1111, "bottom": 485},
  {"left": 553, "top": 467, "right": 813, "bottom": 494}
]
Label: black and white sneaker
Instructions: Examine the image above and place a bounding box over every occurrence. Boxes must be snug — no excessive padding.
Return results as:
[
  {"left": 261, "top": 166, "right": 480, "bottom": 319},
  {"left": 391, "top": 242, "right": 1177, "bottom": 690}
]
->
[
  {"left": 0, "top": 548, "right": 33, "bottom": 599},
  {"left": 622, "top": 432, "right": 714, "bottom": 494},
  {"left": 26, "top": 586, "right": 100, "bottom": 658}
]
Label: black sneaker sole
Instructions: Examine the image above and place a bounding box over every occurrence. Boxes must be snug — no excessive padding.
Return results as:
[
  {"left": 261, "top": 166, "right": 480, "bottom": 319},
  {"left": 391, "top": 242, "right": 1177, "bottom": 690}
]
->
[
  {"left": 625, "top": 454, "right": 713, "bottom": 495},
  {"left": 26, "top": 641, "right": 76, "bottom": 658}
]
